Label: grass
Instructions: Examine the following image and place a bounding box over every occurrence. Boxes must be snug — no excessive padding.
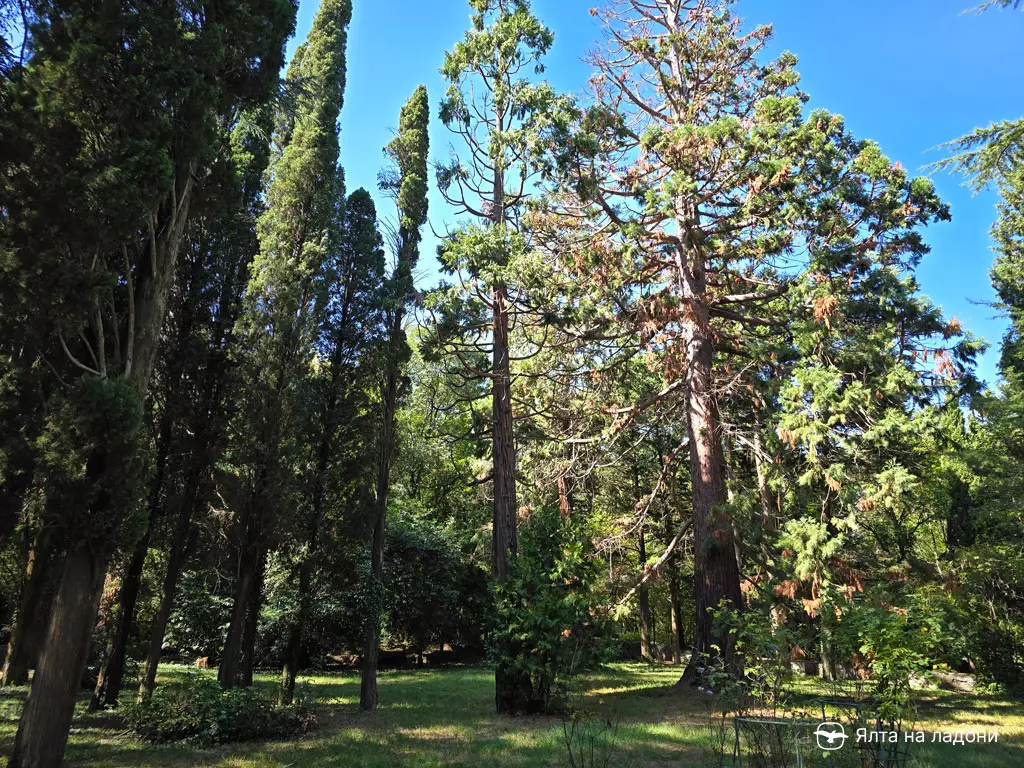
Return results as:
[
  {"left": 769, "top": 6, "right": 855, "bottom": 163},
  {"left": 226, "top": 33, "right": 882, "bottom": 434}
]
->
[{"left": 0, "top": 663, "right": 1020, "bottom": 767}]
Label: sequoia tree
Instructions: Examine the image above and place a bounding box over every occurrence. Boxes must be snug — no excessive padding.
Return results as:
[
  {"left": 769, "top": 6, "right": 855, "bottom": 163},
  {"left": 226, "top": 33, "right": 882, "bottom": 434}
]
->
[
  {"left": 429, "top": 0, "right": 570, "bottom": 714},
  {"left": 549, "top": 0, "right": 970, "bottom": 681}
]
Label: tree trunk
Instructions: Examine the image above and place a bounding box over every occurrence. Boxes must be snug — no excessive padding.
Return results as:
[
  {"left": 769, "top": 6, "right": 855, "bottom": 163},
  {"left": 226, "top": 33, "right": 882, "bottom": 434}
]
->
[
  {"left": 220, "top": 528, "right": 262, "bottom": 690},
  {"left": 638, "top": 524, "right": 653, "bottom": 661},
  {"left": 280, "top": 555, "right": 312, "bottom": 705},
  {"left": 8, "top": 544, "right": 107, "bottom": 768},
  {"left": 90, "top": 537, "right": 146, "bottom": 709},
  {"left": 239, "top": 547, "right": 267, "bottom": 687},
  {"left": 92, "top": 413, "right": 173, "bottom": 708},
  {"left": 491, "top": 283, "right": 517, "bottom": 583},
  {"left": 2, "top": 527, "right": 55, "bottom": 687},
  {"left": 138, "top": 458, "right": 203, "bottom": 700},
  {"left": 358, "top": 458, "right": 388, "bottom": 710},
  {"left": 491, "top": 282, "right": 532, "bottom": 714},
  {"left": 678, "top": 310, "right": 742, "bottom": 686},
  {"left": 662, "top": 507, "right": 684, "bottom": 666},
  {"left": 669, "top": 575, "right": 683, "bottom": 665},
  {"left": 360, "top": 311, "right": 401, "bottom": 710}
]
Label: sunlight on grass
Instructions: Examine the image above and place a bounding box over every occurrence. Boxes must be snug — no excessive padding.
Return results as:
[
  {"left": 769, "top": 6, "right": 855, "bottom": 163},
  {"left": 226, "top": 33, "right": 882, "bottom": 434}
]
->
[{"left": 0, "top": 663, "right": 1021, "bottom": 767}]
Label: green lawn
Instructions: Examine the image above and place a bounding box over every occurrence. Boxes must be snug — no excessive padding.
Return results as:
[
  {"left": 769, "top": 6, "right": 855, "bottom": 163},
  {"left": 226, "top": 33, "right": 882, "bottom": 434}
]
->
[{"left": 0, "top": 663, "right": 1021, "bottom": 767}]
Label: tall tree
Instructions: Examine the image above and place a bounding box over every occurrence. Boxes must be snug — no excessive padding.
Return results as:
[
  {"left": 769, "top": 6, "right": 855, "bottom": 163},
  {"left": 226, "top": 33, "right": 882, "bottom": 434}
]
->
[
  {"left": 360, "top": 85, "right": 430, "bottom": 711},
  {"left": 0, "top": 0, "right": 294, "bottom": 763},
  {"left": 549, "top": 0, "right": 969, "bottom": 680},
  {"left": 219, "top": 0, "right": 351, "bottom": 691},
  {"left": 429, "top": 0, "right": 569, "bottom": 714},
  {"left": 280, "top": 187, "right": 384, "bottom": 704},
  {"left": 135, "top": 109, "right": 275, "bottom": 702}
]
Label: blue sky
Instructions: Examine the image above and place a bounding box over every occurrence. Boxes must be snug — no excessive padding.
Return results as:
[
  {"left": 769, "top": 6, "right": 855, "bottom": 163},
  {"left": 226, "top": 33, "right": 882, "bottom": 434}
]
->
[{"left": 289, "top": 0, "right": 1023, "bottom": 386}]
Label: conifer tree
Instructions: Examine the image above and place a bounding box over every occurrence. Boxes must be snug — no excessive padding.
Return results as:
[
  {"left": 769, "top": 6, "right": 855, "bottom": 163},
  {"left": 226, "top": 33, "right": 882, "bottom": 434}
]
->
[
  {"left": 428, "top": 0, "right": 570, "bottom": 713},
  {"left": 360, "top": 85, "right": 430, "bottom": 711},
  {"left": 548, "top": 0, "right": 974, "bottom": 680},
  {"left": 220, "top": 0, "right": 352, "bottom": 691},
  {"left": 280, "top": 187, "right": 385, "bottom": 704},
  {"left": 0, "top": 0, "right": 294, "bottom": 763}
]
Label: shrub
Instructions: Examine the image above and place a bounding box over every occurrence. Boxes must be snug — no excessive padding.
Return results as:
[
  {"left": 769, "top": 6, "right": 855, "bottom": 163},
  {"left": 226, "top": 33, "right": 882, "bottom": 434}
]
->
[
  {"left": 123, "top": 673, "right": 315, "bottom": 745},
  {"left": 491, "top": 507, "right": 610, "bottom": 714}
]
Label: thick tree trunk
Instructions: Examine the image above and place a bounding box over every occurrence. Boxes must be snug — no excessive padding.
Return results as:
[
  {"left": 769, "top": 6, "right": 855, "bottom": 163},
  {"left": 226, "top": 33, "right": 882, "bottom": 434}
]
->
[
  {"left": 678, "top": 310, "right": 742, "bottom": 686},
  {"left": 220, "top": 530, "right": 262, "bottom": 689},
  {"left": 491, "top": 284, "right": 517, "bottom": 583},
  {"left": 8, "top": 544, "right": 107, "bottom": 768},
  {"left": 2, "top": 527, "right": 55, "bottom": 687},
  {"left": 491, "top": 283, "right": 532, "bottom": 714}
]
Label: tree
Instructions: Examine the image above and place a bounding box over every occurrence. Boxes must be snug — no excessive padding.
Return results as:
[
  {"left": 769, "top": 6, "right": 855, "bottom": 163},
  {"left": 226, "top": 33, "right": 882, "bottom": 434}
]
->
[
  {"left": 428, "top": 0, "right": 569, "bottom": 714},
  {"left": 280, "top": 187, "right": 384, "bottom": 704},
  {"left": 549, "top": 0, "right": 971, "bottom": 681},
  {"left": 134, "top": 108, "right": 275, "bottom": 703},
  {"left": 0, "top": 0, "right": 294, "bottom": 763},
  {"left": 219, "top": 0, "right": 351, "bottom": 691},
  {"left": 360, "top": 84, "right": 430, "bottom": 711}
]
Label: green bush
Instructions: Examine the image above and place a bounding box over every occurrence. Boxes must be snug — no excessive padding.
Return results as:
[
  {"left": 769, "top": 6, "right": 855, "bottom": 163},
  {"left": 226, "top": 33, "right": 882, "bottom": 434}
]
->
[
  {"left": 123, "top": 673, "right": 315, "bottom": 745},
  {"left": 491, "top": 507, "right": 610, "bottom": 714}
]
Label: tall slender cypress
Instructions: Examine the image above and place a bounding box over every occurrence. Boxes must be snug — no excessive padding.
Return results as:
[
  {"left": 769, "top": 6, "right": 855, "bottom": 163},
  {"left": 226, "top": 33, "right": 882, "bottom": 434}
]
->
[
  {"left": 220, "top": 0, "right": 352, "bottom": 690},
  {"left": 360, "top": 85, "right": 430, "bottom": 711}
]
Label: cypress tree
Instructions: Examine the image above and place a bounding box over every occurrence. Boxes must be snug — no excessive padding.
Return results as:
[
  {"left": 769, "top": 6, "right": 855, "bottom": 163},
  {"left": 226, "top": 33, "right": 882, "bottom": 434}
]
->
[
  {"left": 360, "top": 84, "right": 430, "bottom": 711},
  {"left": 220, "top": 0, "right": 352, "bottom": 691},
  {"left": 0, "top": 1, "right": 294, "bottom": 763}
]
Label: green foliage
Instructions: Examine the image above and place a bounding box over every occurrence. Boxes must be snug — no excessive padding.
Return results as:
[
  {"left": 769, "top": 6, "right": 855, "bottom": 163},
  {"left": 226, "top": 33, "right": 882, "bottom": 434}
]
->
[
  {"left": 123, "top": 673, "right": 315, "bottom": 745},
  {"left": 834, "top": 588, "right": 946, "bottom": 721},
  {"left": 490, "top": 508, "right": 609, "bottom": 713},
  {"left": 35, "top": 376, "right": 148, "bottom": 550},
  {"left": 372, "top": 513, "right": 488, "bottom": 653},
  {"left": 163, "top": 570, "right": 232, "bottom": 662}
]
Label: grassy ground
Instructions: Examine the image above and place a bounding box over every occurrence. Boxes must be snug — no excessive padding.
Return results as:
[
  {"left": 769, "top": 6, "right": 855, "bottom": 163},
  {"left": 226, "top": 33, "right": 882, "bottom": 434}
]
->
[{"left": 0, "top": 663, "right": 1021, "bottom": 767}]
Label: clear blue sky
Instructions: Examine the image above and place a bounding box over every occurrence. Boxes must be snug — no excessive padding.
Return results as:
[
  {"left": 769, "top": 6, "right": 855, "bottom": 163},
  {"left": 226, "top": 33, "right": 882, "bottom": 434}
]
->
[{"left": 289, "top": 0, "right": 1023, "bottom": 387}]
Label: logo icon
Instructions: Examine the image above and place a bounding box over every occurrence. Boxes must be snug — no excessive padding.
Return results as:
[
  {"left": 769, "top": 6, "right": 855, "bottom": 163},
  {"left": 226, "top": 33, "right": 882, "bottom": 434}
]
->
[{"left": 814, "top": 722, "right": 847, "bottom": 751}]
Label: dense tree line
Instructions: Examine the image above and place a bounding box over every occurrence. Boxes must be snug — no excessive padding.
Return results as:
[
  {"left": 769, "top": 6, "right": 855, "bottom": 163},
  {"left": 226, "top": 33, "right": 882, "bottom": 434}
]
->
[{"left": 0, "top": 0, "right": 1022, "bottom": 765}]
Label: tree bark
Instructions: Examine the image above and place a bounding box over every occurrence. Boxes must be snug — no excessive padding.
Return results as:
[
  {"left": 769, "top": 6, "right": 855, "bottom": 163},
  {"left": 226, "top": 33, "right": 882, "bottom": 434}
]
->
[
  {"left": 491, "top": 283, "right": 517, "bottom": 583},
  {"left": 8, "top": 543, "right": 107, "bottom": 768},
  {"left": 92, "top": 409, "right": 173, "bottom": 708},
  {"left": 637, "top": 524, "right": 653, "bottom": 661},
  {"left": 360, "top": 305, "right": 401, "bottom": 710},
  {"left": 138, "top": 456, "right": 203, "bottom": 700},
  {"left": 678, "top": 307, "right": 742, "bottom": 686},
  {"left": 491, "top": 282, "right": 533, "bottom": 714},
  {"left": 90, "top": 538, "right": 146, "bottom": 709},
  {"left": 280, "top": 556, "right": 311, "bottom": 705},
  {"left": 239, "top": 547, "right": 267, "bottom": 687},
  {"left": 358, "top": 446, "right": 389, "bottom": 710},
  {"left": 2, "top": 526, "right": 55, "bottom": 687}
]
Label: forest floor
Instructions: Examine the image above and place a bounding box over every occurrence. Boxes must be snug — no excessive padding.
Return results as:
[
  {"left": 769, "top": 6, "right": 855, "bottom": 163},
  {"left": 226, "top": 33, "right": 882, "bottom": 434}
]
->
[{"left": 0, "top": 663, "right": 1022, "bottom": 767}]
